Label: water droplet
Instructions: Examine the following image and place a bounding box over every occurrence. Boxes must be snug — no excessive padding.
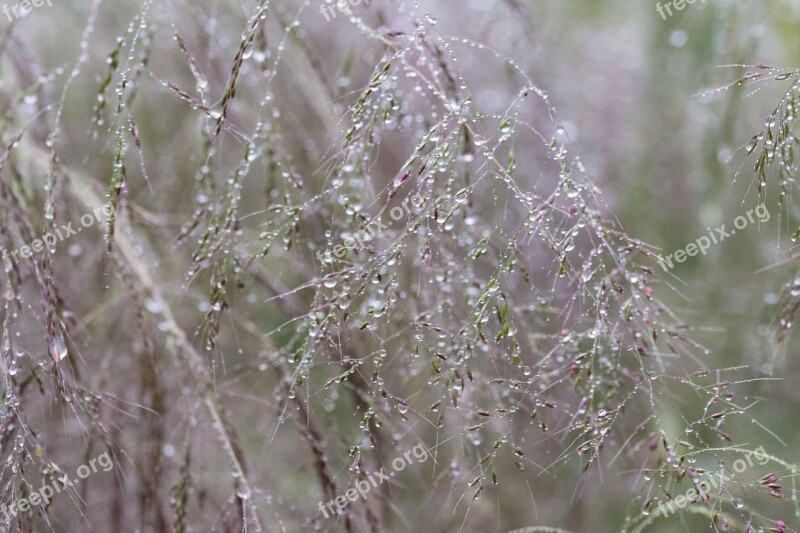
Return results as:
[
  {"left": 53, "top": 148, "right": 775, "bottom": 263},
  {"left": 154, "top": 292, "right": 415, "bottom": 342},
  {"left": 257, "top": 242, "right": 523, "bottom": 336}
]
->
[
  {"left": 49, "top": 337, "right": 68, "bottom": 362},
  {"left": 669, "top": 30, "right": 688, "bottom": 48}
]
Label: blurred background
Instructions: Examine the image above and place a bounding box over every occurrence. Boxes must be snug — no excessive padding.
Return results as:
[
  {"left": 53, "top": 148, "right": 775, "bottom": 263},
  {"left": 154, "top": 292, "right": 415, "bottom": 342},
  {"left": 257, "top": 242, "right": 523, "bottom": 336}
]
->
[{"left": 0, "top": 0, "right": 799, "bottom": 531}]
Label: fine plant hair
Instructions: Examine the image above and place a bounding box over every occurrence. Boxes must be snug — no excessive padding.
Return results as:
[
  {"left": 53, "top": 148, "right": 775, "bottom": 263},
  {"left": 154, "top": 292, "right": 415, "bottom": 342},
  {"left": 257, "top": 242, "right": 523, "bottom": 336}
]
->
[
  {"left": 734, "top": 65, "right": 800, "bottom": 345},
  {"left": 0, "top": 1, "right": 794, "bottom": 532}
]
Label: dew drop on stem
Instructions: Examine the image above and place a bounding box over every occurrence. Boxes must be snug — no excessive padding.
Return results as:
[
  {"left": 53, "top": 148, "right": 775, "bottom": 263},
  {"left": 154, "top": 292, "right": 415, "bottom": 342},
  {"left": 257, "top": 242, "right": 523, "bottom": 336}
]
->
[{"left": 49, "top": 336, "right": 68, "bottom": 362}]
